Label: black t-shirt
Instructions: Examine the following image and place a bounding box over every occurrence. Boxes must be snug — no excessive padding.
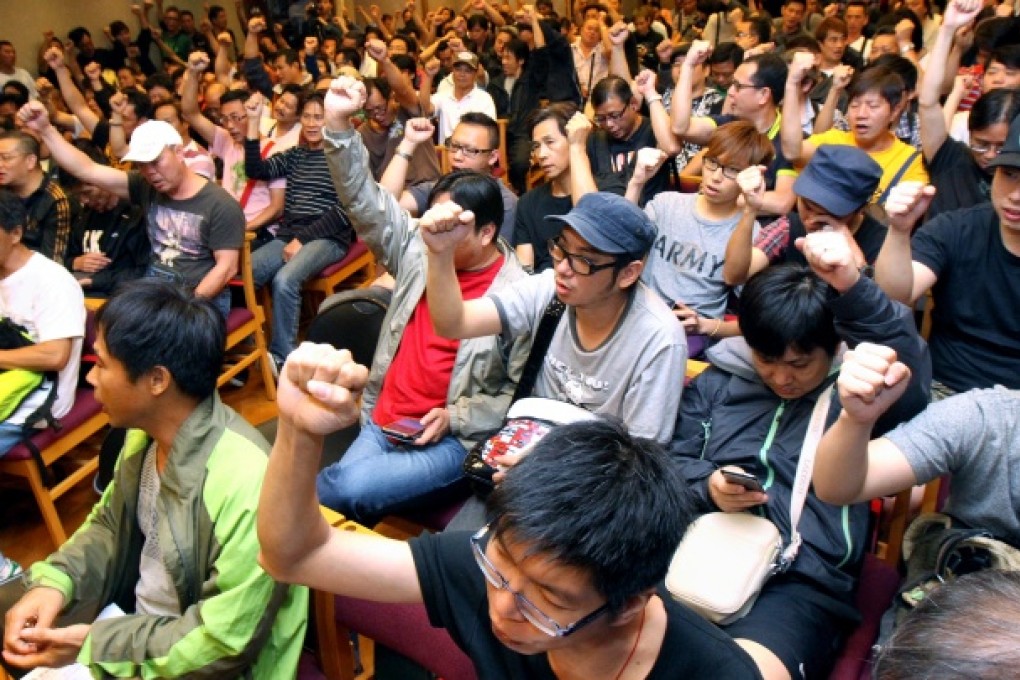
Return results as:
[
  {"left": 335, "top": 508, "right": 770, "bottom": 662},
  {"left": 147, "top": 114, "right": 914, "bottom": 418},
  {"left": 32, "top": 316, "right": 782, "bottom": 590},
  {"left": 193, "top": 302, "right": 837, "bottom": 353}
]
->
[
  {"left": 926, "top": 137, "right": 991, "bottom": 220},
  {"left": 512, "top": 183, "right": 571, "bottom": 272},
  {"left": 780, "top": 211, "right": 888, "bottom": 266},
  {"left": 587, "top": 117, "right": 666, "bottom": 205},
  {"left": 410, "top": 531, "right": 764, "bottom": 680},
  {"left": 911, "top": 202, "right": 1020, "bottom": 392}
]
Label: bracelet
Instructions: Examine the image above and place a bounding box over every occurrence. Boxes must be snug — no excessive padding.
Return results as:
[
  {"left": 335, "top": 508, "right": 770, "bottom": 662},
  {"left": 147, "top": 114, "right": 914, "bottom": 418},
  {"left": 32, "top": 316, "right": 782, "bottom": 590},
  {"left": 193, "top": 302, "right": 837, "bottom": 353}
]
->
[
  {"left": 395, "top": 148, "right": 414, "bottom": 161},
  {"left": 708, "top": 318, "right": 722, "bottom": 337},
  {"left": 645, "top": 95, "right": 663, "bottom": 105}
]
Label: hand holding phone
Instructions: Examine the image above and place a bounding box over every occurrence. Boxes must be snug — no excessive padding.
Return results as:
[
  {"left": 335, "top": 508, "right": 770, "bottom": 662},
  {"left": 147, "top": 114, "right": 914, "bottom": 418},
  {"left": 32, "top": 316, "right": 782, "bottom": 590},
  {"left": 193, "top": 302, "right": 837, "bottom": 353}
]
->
[
  {"left": 381, "top": 417, "right": 426, "bottom": 444},
  {"left": 720, "top": 469, "right": 765, "bottom": 493}
]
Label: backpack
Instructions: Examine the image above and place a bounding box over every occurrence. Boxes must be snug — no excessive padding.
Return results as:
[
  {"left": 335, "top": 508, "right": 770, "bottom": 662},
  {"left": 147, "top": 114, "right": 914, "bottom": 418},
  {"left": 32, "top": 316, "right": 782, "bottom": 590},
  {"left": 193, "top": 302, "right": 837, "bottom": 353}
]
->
[{"left": 0, "top": 316, "right": 60, "bottom": 482}]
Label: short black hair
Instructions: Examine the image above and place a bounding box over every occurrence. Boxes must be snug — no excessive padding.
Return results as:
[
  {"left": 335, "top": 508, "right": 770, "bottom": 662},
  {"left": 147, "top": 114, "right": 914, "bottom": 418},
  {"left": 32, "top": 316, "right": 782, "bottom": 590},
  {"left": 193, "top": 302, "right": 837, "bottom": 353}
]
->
[
  {"left": 527, "top": 101, "right": 577, "bottom": 138},
  {"left": 68, "top": 27, "right": 91, "bottom": 47},
  {"left": 866, "top": 54, "right": 918, "bottom": 92},
  {"left": 708, "top": 41, "right": 744, "bottom": 68},
  {"left": 739, "top": 263, "right": 840, "bottom": 358},
  {"left": 364, "top": 76, "right": 392, "bottom": 101},
  {"left": 110, "top": 20, "right": 130, "bottom": 37},
  {"left": 458, "top": 111, "right": 500, "bottom": 150},
  {"left": 488, "top": 418, "right": 695, "bottom": 617},
  {"left": 124, "top": 89, "right": 155, "bottom": 120},
  {"left": 208, "top": 4, "right": 226, "bottom": 20},
  {"left": 466, "top": 13, "right": 491, "bottom": 30},
  {"left": 745, "top": 53, "right": 788, "bottom": 106},
  {"left": 990, "top": 44, "right": 1020, "bottom": 71},
  {"left": 970, "top": 88, "right": 1020, "bottom": 133},
  {"left": 505, "top": 38, "right": 529, "bottom": 65},
  {"left": 391, "top": 53, "right": 417, "bottom": 74},
  {"left": 428, "top": 170, "right": 504, "bottom": 234},
  {"left": 95, "top": 279, "right": 225, "bottom": 400},
  {"left": 744, "top": 15, "right": 772, "bottom": 44},
  {"left": 0, "top": 188, "right": 26, "bottom": 234},
  {"left": 848, "top": 67, "right": 905, "bottom": 109},
  {"left": 338, "top": 47, "right": 362, "bottom": 70},
  {"left": 220, "top": 88, "right": 250, "bottom": 108},
  {"left": 1, "top": 81, "right": 29, "bottom": 108},
  {"left": 591, "top": 75, "right": 633, "bottom": 108}
]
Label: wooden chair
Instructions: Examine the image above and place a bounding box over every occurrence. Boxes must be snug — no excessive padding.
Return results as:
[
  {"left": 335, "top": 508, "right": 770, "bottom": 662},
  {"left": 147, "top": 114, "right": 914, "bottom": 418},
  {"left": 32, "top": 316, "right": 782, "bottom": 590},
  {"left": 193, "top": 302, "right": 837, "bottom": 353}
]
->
[
  {"left": 496, "top": 118, "right": 510, "bottom": 188},
  {"left": 219, "top": 232, "right": 276, "bottom": 401},
  {"left": 0, "top": 310, "right": 109, "bottom": 548},
  {"left": 302, "top": 240, "right": 377, "bottom": 309},
  {"left": 436, "top": 144, "right": 451, "bottom": 174},
  {"left": 311, "top": 516, "right": 476, "bottom": 680}
]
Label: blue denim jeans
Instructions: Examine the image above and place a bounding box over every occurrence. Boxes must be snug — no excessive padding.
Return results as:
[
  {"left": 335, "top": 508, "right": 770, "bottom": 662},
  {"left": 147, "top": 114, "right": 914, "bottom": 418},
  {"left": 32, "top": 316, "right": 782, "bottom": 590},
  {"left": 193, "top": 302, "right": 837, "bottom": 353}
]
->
[
  {"left": 144, "top": 266, "right": 231, "bottom": 319},
  {"left": 252, "top": 238, "right": 345, "bottom": 361},
  {"left": 0, "top": 421, "right": 23, "bottom": 458},
  {"left": 316, "top": 420, "right": 468, "bottom": 526}
]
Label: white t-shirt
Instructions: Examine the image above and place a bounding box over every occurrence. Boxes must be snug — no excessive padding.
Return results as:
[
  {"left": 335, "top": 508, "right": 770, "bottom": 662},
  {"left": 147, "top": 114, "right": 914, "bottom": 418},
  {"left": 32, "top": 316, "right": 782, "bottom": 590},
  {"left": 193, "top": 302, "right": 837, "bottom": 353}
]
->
[
  {"left": 0, "top": 253, "right": 85, "bottom": 424},
  {"left": 430, "top": 87, "right": 497, "bottom": 144}
]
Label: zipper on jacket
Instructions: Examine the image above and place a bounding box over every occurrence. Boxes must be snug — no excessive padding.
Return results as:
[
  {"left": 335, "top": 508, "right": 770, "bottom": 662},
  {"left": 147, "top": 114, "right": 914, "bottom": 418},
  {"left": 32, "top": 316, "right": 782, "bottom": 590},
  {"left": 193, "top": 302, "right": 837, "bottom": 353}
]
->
[
  {"left": 757, "top": 400, "right": 786, "bottom": 491},
  {"left": 698, "top": 420, "right": 712, "bottom": 460},
  {"left": 161, "top": 495, "right": 198, "bottom": 607}
]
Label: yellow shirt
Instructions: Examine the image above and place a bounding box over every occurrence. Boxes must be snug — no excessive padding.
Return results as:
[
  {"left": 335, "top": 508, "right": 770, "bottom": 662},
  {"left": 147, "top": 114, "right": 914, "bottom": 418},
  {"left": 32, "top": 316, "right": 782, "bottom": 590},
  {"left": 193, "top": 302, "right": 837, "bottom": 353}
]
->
[{"left": 807, "top": 129, "right": 928, "bottom": 203}]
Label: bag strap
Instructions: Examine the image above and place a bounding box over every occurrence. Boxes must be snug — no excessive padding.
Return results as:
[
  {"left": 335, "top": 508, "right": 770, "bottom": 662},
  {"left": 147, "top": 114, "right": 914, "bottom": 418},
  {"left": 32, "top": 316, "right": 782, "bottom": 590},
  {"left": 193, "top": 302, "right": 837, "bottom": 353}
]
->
[
  {"left": 780, "top": 383, "right": 835, "bottom": 568},
  {"left": 581, "top": 52, "right": 597, "bottom": 111},
  {"left": 877, "top": 149, "right": 920, "bottom": 205},
  {"left": 511, "top": 297, "right": 566, "bottom": 403},
  {"left": 238, "top": 140, "right": 276, "bottom": 209}
]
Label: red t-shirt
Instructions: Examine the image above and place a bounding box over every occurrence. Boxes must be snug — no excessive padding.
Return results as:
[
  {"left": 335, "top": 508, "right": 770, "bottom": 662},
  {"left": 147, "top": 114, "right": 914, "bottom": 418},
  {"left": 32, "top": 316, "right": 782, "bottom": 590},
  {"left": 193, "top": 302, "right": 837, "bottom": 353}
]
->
[{"left": 372, "top": 255, "right": 505, "bottom": 428}]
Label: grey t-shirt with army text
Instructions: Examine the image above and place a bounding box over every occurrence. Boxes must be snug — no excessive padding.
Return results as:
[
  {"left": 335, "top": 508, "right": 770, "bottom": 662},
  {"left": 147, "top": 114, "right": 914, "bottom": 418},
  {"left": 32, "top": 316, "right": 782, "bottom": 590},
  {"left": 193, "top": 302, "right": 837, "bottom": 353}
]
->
[{"left": 641, "top": 192, "right": 757, "bottom": 320}]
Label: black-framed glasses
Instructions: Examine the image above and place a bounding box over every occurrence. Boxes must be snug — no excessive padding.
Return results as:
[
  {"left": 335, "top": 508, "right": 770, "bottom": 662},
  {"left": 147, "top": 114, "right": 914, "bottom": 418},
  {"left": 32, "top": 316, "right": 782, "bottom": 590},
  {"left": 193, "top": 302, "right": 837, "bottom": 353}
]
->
[
  {"left": 593, "top": 107, "right": 628, "bottom": 126},
  {"left": 547, "top": 238, "right": 621, "bottom": 276},
  {"left": 470, "top": 524, "right": 609, "bottom": 638},
  {"left": 364, "top": 104, "right": 389, "bottom": 117},
  {"left": 729, "top": 80, "right": 764, "bottom": 92},
  {"left": 703, "top": 156, "right": 742, "bottom": 180},
  {"left": 448, "top": 141, "right": 494, "bottom": 157}
]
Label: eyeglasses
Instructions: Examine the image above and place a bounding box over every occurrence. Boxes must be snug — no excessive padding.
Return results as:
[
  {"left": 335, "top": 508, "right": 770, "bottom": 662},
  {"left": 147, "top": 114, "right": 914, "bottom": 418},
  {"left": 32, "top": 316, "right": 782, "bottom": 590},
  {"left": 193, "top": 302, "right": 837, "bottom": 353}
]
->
[
  {"left": 471, "top": 524, "right": 609, "bottom": 638},
  {"left": 969, "top": 141, "right": 1004, "bottom": 155},
  {"left": 703, "top": 156, "right": 742, "bottom": 180},
  {"left": 547, "top": 238, "right": 621, "bottom": 276},
  {"left": 729, "top": 80, "right": 764, "bottom": 92},
  {"left": 221, "top": 113, "right": 247, "bottom": 124},
  {"left": 448, "top": 141, "right": 494, "bottom": 157},
  {"left": 364, "top": 104, "right": 389, "bottom": 117},
  {"left": 593, "top": 107, "right": 628, "bottom": 126}
]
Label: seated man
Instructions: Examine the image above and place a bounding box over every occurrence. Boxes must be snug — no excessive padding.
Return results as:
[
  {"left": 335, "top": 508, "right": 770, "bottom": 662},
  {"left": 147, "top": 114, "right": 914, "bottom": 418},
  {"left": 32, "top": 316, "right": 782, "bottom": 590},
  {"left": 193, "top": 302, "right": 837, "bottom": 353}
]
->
[
  {"left": 0, "top": 190, "right": 84, "bottom": 580},
  {"left": 61, "top": 141, "right": 150, "bottom": 297},
  {"left": 0, "top": 130, "right": 74, "bottom": 263},
  {"left": 0, "top": 280, "right": 307, "bottom": 678},
  {"left": 629, "top": 121, "right": 775, "bottom": 356},
  {"left": 670, "top": 230, "right": 930, "bottom": 680},
  {"left": 874, "top": 114, "right": 1020, "bottom": 396},
  {"left": 723, "top": 145, "right": 887, "bottom": 286},
  {"left": 381, "top": 112, "right": 517, "bottom": 243},
  {"left": 258, "top": 348, "right": 763, "bottom": 679},
  {"left": 316, "top": 77, "right": 530, "bottom": 526},
  {"left": 782, "top": 52, "right": 928, "bottom": 204},
  {"left": 17, "top": 101, "right": 243, "bottom": 319}
]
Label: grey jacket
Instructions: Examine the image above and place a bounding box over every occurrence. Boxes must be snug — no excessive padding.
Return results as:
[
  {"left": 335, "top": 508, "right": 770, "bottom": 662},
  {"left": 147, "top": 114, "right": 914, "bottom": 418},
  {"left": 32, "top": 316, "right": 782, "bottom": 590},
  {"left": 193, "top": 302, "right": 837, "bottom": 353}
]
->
[{"left": 324, "top": 127, "right": 532, "bottom": 448}]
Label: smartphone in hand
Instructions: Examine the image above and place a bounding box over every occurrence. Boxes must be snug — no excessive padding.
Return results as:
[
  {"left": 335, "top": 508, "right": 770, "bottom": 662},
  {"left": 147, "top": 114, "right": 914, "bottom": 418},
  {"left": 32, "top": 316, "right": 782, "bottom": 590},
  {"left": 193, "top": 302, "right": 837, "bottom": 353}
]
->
[
  {"left": 721, "top": 469, "right": 765, "bottom": 493},
  {"left": 381, "top": 417, "right": 426, "bottom": 444}
]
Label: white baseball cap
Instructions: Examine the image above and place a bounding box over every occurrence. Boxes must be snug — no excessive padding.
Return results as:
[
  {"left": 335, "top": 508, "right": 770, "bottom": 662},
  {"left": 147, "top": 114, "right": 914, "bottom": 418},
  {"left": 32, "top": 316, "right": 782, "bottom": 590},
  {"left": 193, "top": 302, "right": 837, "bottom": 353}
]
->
[{"left": 121, "top": 120, "right": 183, "bottom": 163}]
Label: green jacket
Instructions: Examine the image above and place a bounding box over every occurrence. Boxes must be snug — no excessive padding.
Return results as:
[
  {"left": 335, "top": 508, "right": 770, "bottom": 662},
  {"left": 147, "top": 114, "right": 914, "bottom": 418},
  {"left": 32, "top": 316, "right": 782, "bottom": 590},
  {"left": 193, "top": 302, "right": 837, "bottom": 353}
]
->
[{"left": 28, "top": 394, "right": 308, "bottom": 679}]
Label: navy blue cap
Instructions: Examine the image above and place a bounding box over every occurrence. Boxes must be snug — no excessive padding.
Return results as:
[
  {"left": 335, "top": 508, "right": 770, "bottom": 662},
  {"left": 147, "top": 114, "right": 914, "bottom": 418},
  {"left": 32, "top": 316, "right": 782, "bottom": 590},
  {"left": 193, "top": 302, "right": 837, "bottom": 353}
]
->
[
  {"left": 545, "top": 192, "right": 656, "bottom": 257},
  {"left": 987, "top": 113, "right": 1020, "bottom": 170},
  {"left": 794, "top": 145, "right": 882, "bottom": 216}
]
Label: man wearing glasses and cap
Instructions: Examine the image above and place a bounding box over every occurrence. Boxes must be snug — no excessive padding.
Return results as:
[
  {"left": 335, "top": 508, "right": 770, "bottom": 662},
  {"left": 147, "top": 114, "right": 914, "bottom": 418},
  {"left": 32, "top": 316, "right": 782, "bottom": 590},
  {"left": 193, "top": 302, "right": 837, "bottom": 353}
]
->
[
  {"left": 259, "top": 360, "right": 762, "bottom": 678},
  {"left": 874, "top": 114, "right": 1020, "bottom": 398},
  {"left": 16, "top": 102, "right": 243, "bottom": 318},
  {"left": 419, "top": 50, "right": 497, "bottom": 145}
]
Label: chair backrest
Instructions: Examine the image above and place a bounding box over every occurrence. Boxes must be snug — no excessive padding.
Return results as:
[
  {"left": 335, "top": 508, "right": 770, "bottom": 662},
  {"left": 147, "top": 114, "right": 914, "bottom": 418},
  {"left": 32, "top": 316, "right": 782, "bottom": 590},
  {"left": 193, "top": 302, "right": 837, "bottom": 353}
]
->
[{"left": 307, "top": 287, "right": 392, "bottom": 369}]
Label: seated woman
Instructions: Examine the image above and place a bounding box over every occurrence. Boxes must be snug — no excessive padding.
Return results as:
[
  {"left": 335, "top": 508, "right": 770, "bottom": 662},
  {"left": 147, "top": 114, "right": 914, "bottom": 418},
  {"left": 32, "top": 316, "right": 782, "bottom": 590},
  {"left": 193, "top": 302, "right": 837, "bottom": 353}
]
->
[
  {"left": 630, "top": 120, "right": 774, "bottom": 357},
  {"left": 670, "top": 230, "right": 931, "bottom": 680}
]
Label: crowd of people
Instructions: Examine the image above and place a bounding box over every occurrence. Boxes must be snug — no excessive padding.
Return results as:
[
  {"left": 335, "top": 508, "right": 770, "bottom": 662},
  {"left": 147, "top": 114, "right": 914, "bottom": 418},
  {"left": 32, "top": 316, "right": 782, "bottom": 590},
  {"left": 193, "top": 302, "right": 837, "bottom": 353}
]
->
[{"left": 1, "top": 0, "right": 1019, "bottom": 676}]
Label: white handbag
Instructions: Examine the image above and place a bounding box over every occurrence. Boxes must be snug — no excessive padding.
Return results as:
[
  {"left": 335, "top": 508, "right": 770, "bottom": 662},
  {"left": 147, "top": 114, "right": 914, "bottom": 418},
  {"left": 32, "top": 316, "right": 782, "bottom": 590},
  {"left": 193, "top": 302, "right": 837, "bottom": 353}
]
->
[{"left": 665, "top": 387, "right": 834, "bottom": 625}]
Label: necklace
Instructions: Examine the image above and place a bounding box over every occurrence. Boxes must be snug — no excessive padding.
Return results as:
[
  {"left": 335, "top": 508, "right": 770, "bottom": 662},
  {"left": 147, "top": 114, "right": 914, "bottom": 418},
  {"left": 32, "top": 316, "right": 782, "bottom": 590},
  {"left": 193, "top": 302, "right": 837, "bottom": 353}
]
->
[{"left": 613, "top": 606, "right": 646, "bottom": 680}]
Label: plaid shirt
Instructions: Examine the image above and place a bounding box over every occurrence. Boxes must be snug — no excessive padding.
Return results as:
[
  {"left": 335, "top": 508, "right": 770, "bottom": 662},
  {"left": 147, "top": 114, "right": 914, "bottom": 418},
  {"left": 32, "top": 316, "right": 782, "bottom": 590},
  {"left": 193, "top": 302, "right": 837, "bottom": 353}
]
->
[
  {"left": 663, "top": 88, "right": 726, "bottom": 170},
  {"left": 753, "top": 215, "right": 791, "bottom": 262}
]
